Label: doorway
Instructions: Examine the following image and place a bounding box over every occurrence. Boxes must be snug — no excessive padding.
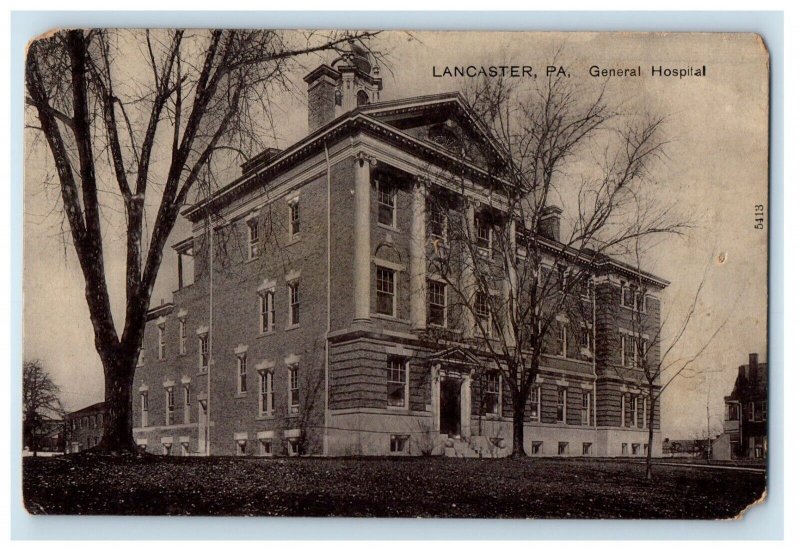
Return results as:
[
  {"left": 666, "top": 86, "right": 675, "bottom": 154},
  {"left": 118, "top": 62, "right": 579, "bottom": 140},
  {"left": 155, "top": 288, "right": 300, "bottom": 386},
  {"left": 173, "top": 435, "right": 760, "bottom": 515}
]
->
[{"left": 440, "top": 376, "right": 461, "bottom": 436}]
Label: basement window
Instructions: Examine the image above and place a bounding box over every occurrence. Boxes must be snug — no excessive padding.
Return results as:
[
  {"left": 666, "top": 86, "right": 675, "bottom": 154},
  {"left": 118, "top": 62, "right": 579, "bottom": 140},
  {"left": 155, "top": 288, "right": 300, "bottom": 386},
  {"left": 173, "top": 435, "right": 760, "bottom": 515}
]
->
[
  {"left": 558, "top": 442, "right": 569, "bottom": 455},
  {"left": 531, "top": 441, "right": 543, "bottom": 455},
  {"left": 390, "top": 434, "right": 410, "bottom": 454}
]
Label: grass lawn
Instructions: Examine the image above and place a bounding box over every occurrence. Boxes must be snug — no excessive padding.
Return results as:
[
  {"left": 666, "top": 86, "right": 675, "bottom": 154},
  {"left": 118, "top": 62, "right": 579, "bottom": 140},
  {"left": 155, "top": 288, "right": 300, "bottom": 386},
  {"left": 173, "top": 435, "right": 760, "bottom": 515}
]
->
[{"left": 23, "top": 454, "right": 765, "bottom": 518}]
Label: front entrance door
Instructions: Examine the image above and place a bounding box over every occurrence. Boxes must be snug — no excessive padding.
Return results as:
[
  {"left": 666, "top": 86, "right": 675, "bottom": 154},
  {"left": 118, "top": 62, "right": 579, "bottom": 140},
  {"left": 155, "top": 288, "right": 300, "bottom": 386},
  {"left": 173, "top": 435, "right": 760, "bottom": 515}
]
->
[{"left": 440, "top": 376, "right": 461, "bottom": 436}]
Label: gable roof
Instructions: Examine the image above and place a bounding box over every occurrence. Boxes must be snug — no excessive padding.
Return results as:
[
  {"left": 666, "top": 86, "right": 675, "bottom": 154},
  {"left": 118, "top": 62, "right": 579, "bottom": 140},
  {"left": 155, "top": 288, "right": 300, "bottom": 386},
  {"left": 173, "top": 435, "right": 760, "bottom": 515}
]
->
[{"left": 422, "top": 346, "right": 482, "bottom": 367}]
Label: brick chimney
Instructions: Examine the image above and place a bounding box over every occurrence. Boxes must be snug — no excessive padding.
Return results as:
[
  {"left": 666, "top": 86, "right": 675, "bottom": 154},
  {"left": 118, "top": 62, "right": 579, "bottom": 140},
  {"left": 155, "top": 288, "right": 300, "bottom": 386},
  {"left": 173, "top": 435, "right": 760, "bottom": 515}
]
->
[
  {"left": 748, "top": 352, "right": 759, "bottom": 380},
  {"left": 537, "top": 205, "right": 563, "bottom": 242}
]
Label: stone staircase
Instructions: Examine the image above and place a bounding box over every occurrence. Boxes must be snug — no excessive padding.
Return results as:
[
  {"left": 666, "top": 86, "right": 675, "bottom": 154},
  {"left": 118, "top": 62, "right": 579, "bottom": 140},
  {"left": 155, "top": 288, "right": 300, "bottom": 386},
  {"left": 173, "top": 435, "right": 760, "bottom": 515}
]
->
[{"left": 442, "top": 435, "right": 505, "bottom": 458}]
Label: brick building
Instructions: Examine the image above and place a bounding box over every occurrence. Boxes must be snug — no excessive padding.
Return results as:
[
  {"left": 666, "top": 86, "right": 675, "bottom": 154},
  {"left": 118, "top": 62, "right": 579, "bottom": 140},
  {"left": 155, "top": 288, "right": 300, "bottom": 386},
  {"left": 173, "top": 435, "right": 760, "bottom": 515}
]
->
[
  {"left": 715, "top": 353, "right": 768, "bottom": 460},
  {"left": 65, "top": 401, "right": 106, "bottom": 453},
  {"left": 133, "top": 49, "right": 667, "bottom": 457}
]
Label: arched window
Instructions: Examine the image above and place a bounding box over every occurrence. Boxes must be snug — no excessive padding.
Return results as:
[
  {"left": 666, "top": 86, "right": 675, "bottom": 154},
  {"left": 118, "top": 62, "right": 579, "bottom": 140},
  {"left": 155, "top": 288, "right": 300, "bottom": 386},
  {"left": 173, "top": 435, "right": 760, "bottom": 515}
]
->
[{"left": 356, "top": 90, "right": 369, "bottom": 106}]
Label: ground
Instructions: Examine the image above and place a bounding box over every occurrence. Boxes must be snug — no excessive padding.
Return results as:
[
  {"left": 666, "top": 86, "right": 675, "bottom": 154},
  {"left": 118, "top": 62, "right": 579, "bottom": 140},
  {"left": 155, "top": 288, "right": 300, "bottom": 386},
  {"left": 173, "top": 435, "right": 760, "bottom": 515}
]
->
[{"left": 23, "top": 454, "right": 766, "bottom": 518}]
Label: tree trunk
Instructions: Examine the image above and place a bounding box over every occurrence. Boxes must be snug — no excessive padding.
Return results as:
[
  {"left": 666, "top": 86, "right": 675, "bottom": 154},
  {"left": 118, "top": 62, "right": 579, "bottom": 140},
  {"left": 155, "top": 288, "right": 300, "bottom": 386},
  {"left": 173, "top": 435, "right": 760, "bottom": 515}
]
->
[
  {"left": 645, "top": 389, "right": 656, "bottom": 480},
  {"left": 511, "top": 396, "right": 526, "bottom": 457},
  {"left": 98, "top": 353, "right": 138, "bottom": 454}
]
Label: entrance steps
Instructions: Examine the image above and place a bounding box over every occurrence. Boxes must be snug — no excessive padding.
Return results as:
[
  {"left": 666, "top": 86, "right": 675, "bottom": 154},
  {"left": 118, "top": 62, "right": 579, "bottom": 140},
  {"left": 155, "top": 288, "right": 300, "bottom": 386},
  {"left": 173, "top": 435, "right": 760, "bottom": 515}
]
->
[{"left": 442, "top": 435, "right": 505, "bottom": 458}]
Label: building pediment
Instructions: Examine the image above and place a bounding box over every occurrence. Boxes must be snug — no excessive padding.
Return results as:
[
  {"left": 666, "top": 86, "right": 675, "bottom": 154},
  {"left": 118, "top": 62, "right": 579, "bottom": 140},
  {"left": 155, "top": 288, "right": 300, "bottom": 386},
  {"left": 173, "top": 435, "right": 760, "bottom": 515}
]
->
[{"left": 423, "top": 346, "right": 482, "bottom": 368}]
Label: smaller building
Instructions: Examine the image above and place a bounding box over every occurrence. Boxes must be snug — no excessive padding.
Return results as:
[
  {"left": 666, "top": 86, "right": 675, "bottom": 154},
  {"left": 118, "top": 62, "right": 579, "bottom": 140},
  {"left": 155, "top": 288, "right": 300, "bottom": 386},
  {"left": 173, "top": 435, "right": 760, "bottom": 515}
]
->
[
  {"left": 65, "top": 402, "right": 106, "bottom": 453},
  {"left": 716, "top": 353, "right": 767, "bottom": 460}
]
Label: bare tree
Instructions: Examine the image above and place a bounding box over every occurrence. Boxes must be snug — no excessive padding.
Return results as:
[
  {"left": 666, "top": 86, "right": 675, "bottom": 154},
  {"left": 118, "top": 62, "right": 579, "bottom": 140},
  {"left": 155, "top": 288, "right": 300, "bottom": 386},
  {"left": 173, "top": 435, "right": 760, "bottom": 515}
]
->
[
  {"left": 618, "top": 245, "right": 732, "bottom": 479},
  {"left": 25, "top": 29, "right": 382, "bottom": 454},
  {"left": 421, "top": 69, "right": 689, "bottom": 457},
  {"left": 23, "top": 360, "right": 64, "bottom": 457}
]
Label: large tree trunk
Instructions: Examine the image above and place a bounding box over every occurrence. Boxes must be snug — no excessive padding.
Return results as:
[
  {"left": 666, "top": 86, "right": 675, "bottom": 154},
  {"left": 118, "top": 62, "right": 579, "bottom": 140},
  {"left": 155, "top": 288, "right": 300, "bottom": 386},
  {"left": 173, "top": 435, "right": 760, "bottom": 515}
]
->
[
  {"left": 511, "top": 395, "right": 526, "bottom": 457},
  {"left": 98, "top": 353, "right": 138, "bottom": 454},
  {"left": 645, "top": 388, "right": 656, "bottom": 480}
]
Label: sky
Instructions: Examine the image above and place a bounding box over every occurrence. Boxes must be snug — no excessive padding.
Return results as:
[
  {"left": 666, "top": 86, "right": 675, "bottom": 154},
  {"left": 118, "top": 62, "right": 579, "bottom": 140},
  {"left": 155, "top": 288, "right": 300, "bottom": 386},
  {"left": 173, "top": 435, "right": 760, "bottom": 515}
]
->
[{"left": 23, "top": 31, "right": 769, "bottom": 439}]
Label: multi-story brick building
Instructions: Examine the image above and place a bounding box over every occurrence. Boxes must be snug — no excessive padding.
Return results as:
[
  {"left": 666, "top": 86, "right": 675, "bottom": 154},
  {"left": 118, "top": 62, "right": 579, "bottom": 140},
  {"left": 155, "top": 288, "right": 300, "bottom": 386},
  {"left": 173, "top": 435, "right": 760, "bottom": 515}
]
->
[
  {"left": 133, "top": 50, "right": 667, "bottom": 457},
  {"left": 715, "top": 353, "right": 768, "bottom": 460},
  {"left": 65, "top": 401, "right": 106, "bottom": 453}
]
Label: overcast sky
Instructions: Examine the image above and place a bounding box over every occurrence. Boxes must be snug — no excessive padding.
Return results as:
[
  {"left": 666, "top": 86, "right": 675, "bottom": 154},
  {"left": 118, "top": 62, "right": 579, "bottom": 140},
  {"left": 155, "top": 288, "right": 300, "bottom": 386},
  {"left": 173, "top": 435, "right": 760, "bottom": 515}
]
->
[{"left": 23, "top": 31, "right": 768, "bottom": 439}]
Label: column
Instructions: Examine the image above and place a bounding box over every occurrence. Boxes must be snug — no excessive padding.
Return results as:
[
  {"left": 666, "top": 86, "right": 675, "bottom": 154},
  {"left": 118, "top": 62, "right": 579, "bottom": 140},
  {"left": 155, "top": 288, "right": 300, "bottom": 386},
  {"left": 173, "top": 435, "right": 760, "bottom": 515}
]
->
[
  {"left": 462, "top": 200, "right": 476, "bottom": 338},
  {"left": 410, "top": 178, "right": 427, "bottom": 331},
  {"left": 432, "top": 364, "right": 441, "bottom": 433},
  {"left": 460, "top": 373, "right": 472, "bottom": 439},
  {"left": 353, "top": 152, "right": 373, "bottom": 322}
]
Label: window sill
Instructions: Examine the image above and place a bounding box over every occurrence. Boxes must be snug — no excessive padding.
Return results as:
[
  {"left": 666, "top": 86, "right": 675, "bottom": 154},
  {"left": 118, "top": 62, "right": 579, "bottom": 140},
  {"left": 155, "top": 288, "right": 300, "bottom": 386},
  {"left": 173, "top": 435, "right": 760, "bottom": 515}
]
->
[
  {"left": 257, "top": 330, "right": 276, "bottom": 339},
  {"left": 387, "top": 405, "right": 409, "bottom": 411},
  {"left": 285, "top": 324, "right": 300, "bottom": 332},
  {"left": 235, "top": 393, "right": 248, "bottom": 399},
  {"left": 256, "top": 413, "right": 275, "bottom": 420},
  {"left": 246, "top": 256, "right": 260, "bottom": 264},
  {"left": 287, "top": 234, "right": 301, "bottom": 245},
  {"left": 377, "top": 223, "right": 400, "bottom": 234},
  {"left": 373, "top": 314, "right": 410, "bottom": 324}
]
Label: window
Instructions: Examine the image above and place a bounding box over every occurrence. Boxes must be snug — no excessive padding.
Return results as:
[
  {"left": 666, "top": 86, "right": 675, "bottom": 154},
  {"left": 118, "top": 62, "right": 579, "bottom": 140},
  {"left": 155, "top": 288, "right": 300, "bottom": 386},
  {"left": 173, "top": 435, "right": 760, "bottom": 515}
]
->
[
  {"left": 556, "top": 324, "right": 567, "bottom": 357},
  {"left": 428, "top": 202, "right": 447, "bottom": 240},
  {"left": 236, "top": 440, "right": 247, "bottom": 456},
  {"left": 387, "top": 356, "right": 407, "bottom": 408},
  {"left": 485, "top": 372, "right": 501, "bottom": 415},
  {"left": 260, "top": 291, "right": 275, "bottom": 333},
  {"left": 530, "top": 385, "right": 541, "bottom": 420},
  {"left": 289, "top": 200, "right": 300, "bottom": 236},
  {"left": 287, "top": 439, "right": 300, "bottom": 456},
  {"left": 261, "top": 440, "right": 273, "bottom": 456},
  {"left": 620, "top": 393, "right": 627, "bottom": 427},
  {"left": 761, "top": 401, "right": 767, "bottom": 421},
  {"left": 181, "top": 442, "right": 190, "bottom": 456},
  {"left": 376, "top": 267, "right": 395, "bottom": 316},
  {"left": 582, "top": 391, "right": 592, "bottom": 426},
  {"left": 621, "top": 443, "right": 628, "bottom": 455},
  {"left": 427, "top": 280, "right": 446, "bottom": 327},
  {"left": 288, "top": 281, "right": 300, "bottom": 326},
  {"left": 356, "top": 89, "right": 369, "bottom": 106},
  {"left": 622, "top": 284, "right": 635, "bottom": 308},
  {"left": 727, "top": 403, "right": 739, "bottom": 421},
  {"left": 157, "top": 324, "right": 166, "bottom": 360},
  {"left": 288, "top": 365, "right": 300, "bottom": 414},
  {"left": 531, "top": 441, "right": 543, "bottom": 455},
  {"left": 754, "top": 400, "right": 764, "bottom": 422},
  {"left": 179, "top": 319, "right": 187, "bottom": 355},
  {"left": 621, "top": 334, "right": 636, "bottom": 367},
  {"left": 247, "top": 219, "right": 259, "bottom": 259},
  {"left": 390, "top": 434, "right": 410, "bottom": 453},
  {"left": 259, "top": 370, "right": 275, "bottom": 415},
  {"left": 558, "top": 442, "right": 569, "bottom": 455},
  {"left": 557, "top": 388, "right": 568, "bottom": 423},
  {"left": 580, "top": 327, "right": 592, "bottom": 355},
  {"left": 165, "top": 387, "right": 175, "bottom": 426},
  {"left": 199, "top": 334, "right": 209, "bottom": 370},
  {"left": 183, "top": 386, "right": 191, "bottom": 424},
  {"left": 377, "top": 178, "right": 395, "bottom": 226},
  {"left": 163, "top": 443, "right": 172, "bottom": 456},
  {"left": 237, "top": 355, "right": 247, "bottom": 394},
  {"left": 579, "top": 275, "right": 592, "bottom": 300},
  {"left": 748, "top": 401, "right": 755, "bottom": 421},
  {"left": 475, "top": 213, "right": 491, "bottom": 250},
  {"left": 582, "top": 442, "right": 593, "bottom": 456},
  {"left": 515, "top": 221, "right": 527, "bottom": 257},
  {"left": 621, "top": 283, "right": 646, "bottom": 311},
  {"left": 631, "top": 443, "right": 640, "bottom": 456},
  {"left": 475, "top": 292, "right": 492, "bottom": 336}
]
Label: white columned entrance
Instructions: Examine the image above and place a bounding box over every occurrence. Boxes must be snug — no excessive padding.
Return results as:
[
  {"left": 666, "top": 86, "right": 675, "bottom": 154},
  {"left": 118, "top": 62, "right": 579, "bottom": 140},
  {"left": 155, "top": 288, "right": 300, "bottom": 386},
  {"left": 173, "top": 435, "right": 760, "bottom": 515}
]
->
[
  {"left": 409, "top": 178, "right": 426, "bottom": 331},
  {"left": 353, "top": 152, "right": 374, "bottom": 322}
]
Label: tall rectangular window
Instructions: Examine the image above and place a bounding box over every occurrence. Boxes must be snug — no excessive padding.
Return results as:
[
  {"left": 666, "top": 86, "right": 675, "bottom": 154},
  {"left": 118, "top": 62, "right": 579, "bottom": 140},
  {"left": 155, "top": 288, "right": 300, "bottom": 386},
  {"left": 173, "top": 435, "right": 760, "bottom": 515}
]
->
[
  {"left": 427, "top": 280, "right": 446, "bottom": 327},
  {"left": 247, "top": 219, "right": 259, "bottom": 260},
  {"left": 582, "top": 391, "right": 592, "bottom": 426},
  {"left": 179, "top": 319, "right": 187, "bottom": 355},
  {"left": 165, "top": 387, "right": 175, "bottom": 426},
  {"left": 428, "top": 202, "right": 447, "bottom": 239},
  {"left": 485, "top": 372, "right": 500, "bottom": 415},
  {"left": 199, "top": 334, "right": 209, "bottom": 370},
  {"left": 622, "top": 284, "right": 635, "bottom": 308},
  {"left": 386, "top": 356, "right": 407, "bottom": 408},
  {"left": 557, "top": 388, "right": 567, "bottom": 423},
  {"left": 289, "top": 281, "right": 300, "bottom": 326},
  {"left": 260, "top": 291, "right": 275, "bottom": 333},
  {"left": 475, "top": 292, "right": 491, "bottom": 336},
  {"left": 621, "top": 334, "right": 636, "bottom": 367},
  {"left": 530, "top": 385, "right": 541, "bottom": 420},
  {"left": 237, "top": 356, "right": 247, "bottom": 393},
  {"left": 556, "top": 324, "right": 567, "bottom": 357},
  {"left": 376, "top": 267, "right": 395, "bottom": 316},
  {"left": 289, "top": 200, "right": 300, "bottom": 236},
  {"left": 183, "top": 386, "right": 191, "bottom": 424},
  {"left": 157, "top": 325, "right": 166, "bottom": 360},
  {"left": 475, "top": 213, "right": 491, "bottom": 250},
  {"left": 288, "top": 365, "right": 300, "bottom": 414},
  {"left": 259, "top": 370, "right": 274, "bottom": 415},
  {"left": 377, "top": 179, "right": 395, "bottom": 226}
]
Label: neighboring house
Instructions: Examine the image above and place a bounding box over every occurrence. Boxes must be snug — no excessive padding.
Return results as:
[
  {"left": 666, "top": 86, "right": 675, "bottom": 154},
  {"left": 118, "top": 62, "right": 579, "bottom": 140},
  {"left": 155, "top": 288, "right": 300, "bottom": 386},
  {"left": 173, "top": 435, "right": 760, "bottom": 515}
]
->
[
  {"left": 65, "top": 402, "right": 106, "bottom": 453},
  {"left": 24, "top": 417, "right": 65, "bottom": 453},
  {"left": 133, "top": 48, "right": 667, "bottom": 458},
  {"left": 715, "top": 353, "right": 767, "bottom": 460},
  {"left": 662, "top": 438, "right": 704, "bottom": 458}
]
